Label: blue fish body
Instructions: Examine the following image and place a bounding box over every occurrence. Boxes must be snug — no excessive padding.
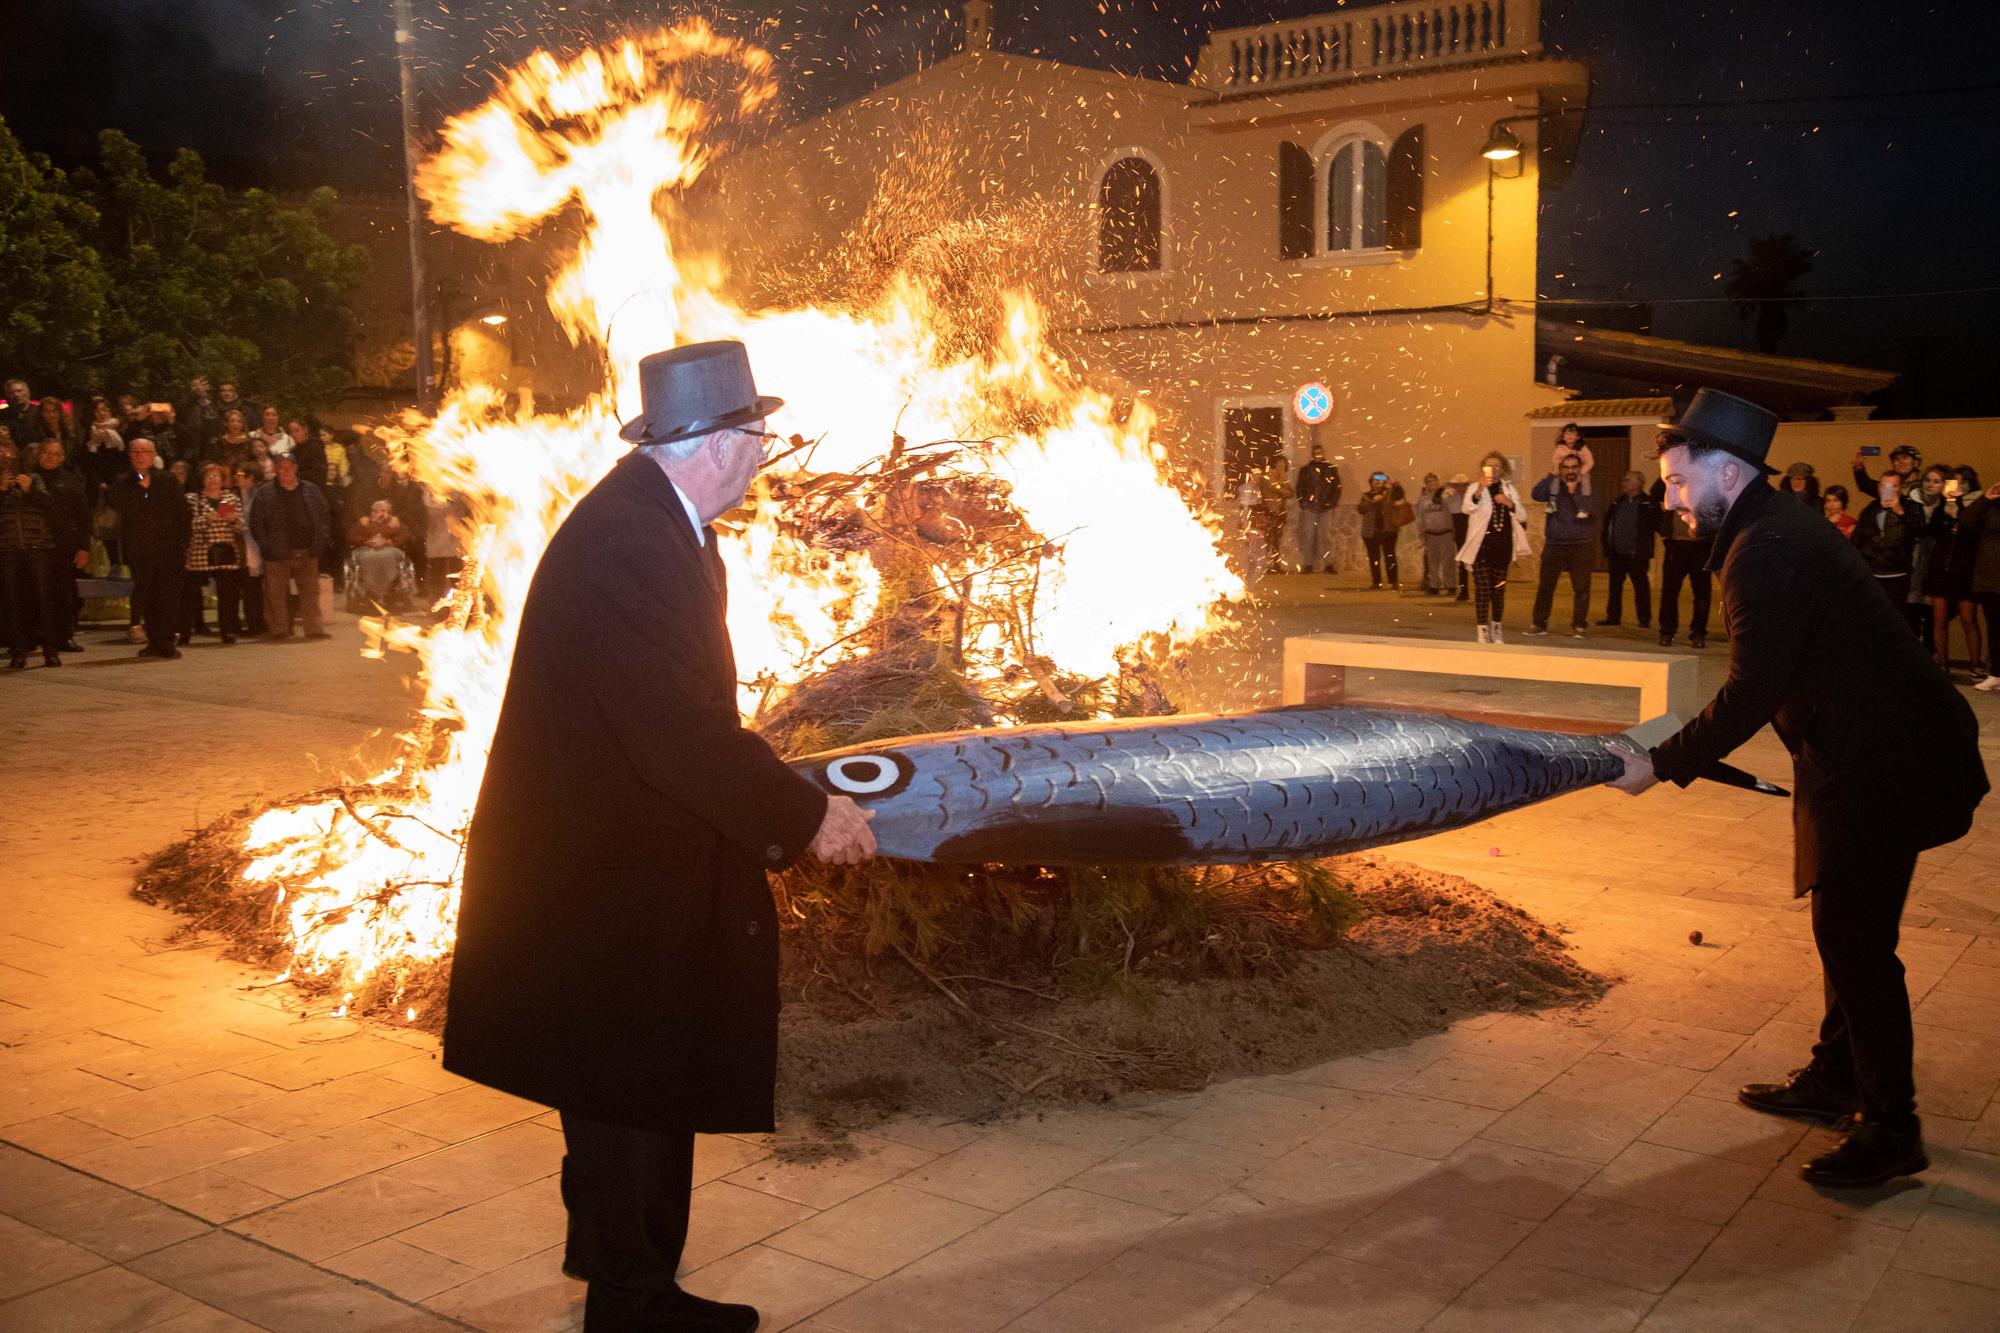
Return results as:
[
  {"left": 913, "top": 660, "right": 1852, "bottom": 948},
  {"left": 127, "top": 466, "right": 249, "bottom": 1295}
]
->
[{"left": 787, "top": 706, "right": 1638, "bottom": 866}]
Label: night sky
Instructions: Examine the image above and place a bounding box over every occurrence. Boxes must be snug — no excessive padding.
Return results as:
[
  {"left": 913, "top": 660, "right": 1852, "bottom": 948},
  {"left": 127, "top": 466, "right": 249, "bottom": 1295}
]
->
[{"left": 5, "top": 0, "right": 1997, "bottom": 414}]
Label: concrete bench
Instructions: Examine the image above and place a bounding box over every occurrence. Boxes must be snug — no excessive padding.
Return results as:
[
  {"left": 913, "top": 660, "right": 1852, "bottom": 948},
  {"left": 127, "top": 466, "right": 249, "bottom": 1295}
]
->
[{"left": 1282, "top": 632, "right": 1700, "bottom": 730}]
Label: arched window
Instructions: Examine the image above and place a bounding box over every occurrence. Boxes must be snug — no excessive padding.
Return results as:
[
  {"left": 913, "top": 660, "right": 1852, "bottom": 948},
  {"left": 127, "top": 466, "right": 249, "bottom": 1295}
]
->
[
  {"left": 1326, "top": 138, "right": 1387, "bottom": 252},
  {"left": 1098, "top": 156, "right": 1162, "bottom": 273}
]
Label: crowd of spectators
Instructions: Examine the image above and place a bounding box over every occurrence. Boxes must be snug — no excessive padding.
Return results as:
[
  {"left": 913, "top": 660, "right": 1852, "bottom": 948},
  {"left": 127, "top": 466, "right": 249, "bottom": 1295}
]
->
[
  {"left": 0, "top": 376, "right": 458, "bottom": 670},
  {"left": 1263, "top": 425, "right": 2000, "bottom": 687}
]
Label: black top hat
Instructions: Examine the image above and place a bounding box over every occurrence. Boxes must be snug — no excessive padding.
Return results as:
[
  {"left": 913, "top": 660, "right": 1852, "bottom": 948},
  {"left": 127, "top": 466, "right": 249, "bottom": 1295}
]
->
[
  {"left": 1656, "top": 389, "right": 1780, "bottom": 475},
  {"left": 617, "top": 341, "right": 783, "bottom": 448}
]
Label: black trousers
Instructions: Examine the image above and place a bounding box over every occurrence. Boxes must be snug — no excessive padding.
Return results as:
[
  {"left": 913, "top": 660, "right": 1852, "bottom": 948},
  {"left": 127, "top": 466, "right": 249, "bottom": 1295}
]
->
[
  {"left": 1603, "top": 552, "right": 1652, "bottom": 626},
  {"left": 51, "top": 562, "right": 79, "bottom": 644},
  {"left": 1658, "top": 541, "right": 1712, "bottom": 638},
  {"left": 128, "top": 552, "right": 182, "bottom": 652},
  {"left": 1531, "top": 541, "right": 1594, "bottom": 630},
  {"left": 1364, "top": 532, "right": 1398, "bottom": 587},
  {"left": 241, "top": 573, "right": 267, "bottom": 635},
  {"left": 560, "top": 1112, "right": 695, "bottom": 1333},
  {"left": 1808, "top": 844, "right": 1921, "bottom": 1126},
  {"left": 179, "top": 567, "right": 211, "bottom": 635},
  {"left": 186, "top": 569, "right": 243, "bottom": 639},
  {"left": 1, "top": 549, "right": 59, "bottom": 655}
]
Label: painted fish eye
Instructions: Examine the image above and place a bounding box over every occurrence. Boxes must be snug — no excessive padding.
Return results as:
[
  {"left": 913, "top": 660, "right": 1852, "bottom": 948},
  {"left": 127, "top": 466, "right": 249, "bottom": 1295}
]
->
[{"left": 821, "top": 753, "right": 908, "bottom": 796}]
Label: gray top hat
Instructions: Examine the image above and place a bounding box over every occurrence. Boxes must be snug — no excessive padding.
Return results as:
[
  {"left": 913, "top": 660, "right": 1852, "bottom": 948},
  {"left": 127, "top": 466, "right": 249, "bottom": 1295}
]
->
[
  {"left": 617, "top": 341, "right": 784, "bottom": 448},
  {"left": 1657, "top": 388, "right": 1780, "bottom": 476}
]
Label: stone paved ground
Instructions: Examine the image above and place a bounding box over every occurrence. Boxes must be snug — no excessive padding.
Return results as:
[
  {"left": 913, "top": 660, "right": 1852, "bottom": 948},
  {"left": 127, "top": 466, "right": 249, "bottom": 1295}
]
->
[{"left": 3, "top": 588, "right": 1998, "bottom": 1332}]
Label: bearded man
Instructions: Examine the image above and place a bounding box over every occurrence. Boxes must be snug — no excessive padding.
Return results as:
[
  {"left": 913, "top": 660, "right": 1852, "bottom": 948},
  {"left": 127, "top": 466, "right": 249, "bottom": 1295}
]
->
[
  {"left": 1611, "top": 389, "right": 1986, "bottom": 1188},
  {"left": 444, "top": 342, "right": 877, "bottom": 1332}
]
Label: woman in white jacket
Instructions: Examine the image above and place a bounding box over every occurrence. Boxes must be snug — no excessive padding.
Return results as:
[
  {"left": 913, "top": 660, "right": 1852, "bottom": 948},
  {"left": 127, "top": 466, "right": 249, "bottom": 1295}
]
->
[{"left": 1458, "top": 451, "right": 1533, "bottom": 642}]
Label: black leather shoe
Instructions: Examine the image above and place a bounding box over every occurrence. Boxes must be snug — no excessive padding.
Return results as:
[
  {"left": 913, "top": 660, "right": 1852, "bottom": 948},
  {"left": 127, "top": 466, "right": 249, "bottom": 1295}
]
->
[
  {"left": 1658, "top": 632, "right": 1675, "bottom": 646},
  {"left": 60, "top": 639, "right": 83, "bottom": 652},
  {"left": 1689, "top": 634, "right": 1707, "bottom": 649},
  {"left": 41, "top": 652, "right": 60, "bottom": 668},
  {"left": 1595, "top": 618, "right": 1619, "bottom": 626},
  {"left": 1739, "top": 1067, "right": 1858, "bottom": 1125},
  {"left": 660, "top": 1291, "right": 760, "bottom": 1332},
  {"left": 1802, "top": 1116, "right": 1928, "bottom": 1189},
  {"left": 6, "top": 654, "right": 25, "bottom": 671}
]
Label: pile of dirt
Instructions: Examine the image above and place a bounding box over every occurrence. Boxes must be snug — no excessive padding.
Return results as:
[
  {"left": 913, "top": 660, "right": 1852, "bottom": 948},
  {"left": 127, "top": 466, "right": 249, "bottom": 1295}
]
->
[{"left": 774, "top": 855, "right": 1602, "bottom": 1132}]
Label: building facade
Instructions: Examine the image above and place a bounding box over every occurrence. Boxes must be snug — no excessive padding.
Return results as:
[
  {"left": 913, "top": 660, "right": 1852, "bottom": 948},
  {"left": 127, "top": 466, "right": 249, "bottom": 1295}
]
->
[{"left": 683, "top": 0, "right": 1587, "bottom": 518}]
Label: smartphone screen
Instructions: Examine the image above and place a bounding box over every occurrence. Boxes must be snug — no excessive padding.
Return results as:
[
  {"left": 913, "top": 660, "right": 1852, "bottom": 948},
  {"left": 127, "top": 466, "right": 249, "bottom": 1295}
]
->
[{"left": 1860, "top": 446, "right": 1882, "bottom": 458}]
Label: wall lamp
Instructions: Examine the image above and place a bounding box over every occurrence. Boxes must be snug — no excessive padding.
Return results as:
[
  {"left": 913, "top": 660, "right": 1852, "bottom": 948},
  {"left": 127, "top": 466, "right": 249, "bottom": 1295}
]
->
[{"left": 1480, "top": 114, "right": 1534, "bottom": 179}]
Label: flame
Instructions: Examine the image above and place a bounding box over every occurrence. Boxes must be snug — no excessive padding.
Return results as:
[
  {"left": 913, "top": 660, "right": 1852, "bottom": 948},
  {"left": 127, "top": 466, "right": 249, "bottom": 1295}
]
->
[{"left": 238, "top": 23, "right": 1242, "bottom": 1003}]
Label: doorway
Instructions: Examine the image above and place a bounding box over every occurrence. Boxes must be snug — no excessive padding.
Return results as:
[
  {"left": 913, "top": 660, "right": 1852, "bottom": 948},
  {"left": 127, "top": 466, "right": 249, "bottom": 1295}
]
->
[{"left": 1222, "top": 405, "right": 1287, "bottom": 491}]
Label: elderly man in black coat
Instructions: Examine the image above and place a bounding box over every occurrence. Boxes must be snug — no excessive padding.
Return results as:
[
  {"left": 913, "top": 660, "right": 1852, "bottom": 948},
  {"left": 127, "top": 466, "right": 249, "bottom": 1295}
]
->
[
  {"left": 1612, "top": 390, "right": 1987, "bottom": 1190},
  {"left": 444, "top": 342, "right": 875, "bottom": 1333},
  {"left": 108, "top": 437, "right": 191, "bottom": 658}
]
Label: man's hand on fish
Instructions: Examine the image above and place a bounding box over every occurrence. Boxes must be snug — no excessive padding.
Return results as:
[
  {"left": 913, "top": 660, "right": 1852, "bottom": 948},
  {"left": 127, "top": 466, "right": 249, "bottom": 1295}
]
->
[
  {"left": 1609, "top": 745, "right": 1658, "bottom": 796},
  {"left": 808, "top": 795, "right": 877, "bottom": 865}
]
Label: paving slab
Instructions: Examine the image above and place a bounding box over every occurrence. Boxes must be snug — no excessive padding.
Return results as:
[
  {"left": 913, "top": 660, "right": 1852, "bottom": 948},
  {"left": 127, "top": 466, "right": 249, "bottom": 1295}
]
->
[{"left": 3, "top": 602, "right": 1997, "bottom": 1330}]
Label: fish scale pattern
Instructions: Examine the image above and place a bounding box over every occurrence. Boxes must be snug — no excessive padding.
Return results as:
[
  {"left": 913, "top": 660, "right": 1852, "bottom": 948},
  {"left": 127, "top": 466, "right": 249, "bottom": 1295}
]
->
[{"left": 795, "top": 707, "right": 1627, "bottom": 866}]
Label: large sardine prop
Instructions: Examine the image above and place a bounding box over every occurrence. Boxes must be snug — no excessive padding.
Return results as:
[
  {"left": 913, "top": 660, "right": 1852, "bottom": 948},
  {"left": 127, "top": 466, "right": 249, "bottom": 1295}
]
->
[{"left": 789, "top": 706, "right": 1781, "bottom": 866}]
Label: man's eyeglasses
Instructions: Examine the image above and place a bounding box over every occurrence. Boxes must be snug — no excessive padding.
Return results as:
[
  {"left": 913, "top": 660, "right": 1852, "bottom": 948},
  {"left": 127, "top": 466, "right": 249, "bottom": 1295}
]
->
[{"left": 730, "top": 426, "right": 793, "bottom": 468}]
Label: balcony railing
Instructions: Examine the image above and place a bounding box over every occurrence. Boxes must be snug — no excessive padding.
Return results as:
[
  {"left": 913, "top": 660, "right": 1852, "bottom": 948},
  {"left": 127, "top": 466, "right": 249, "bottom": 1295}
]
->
[{"left": 1196, "top": 0, "right": 1540, "bottom": 95}]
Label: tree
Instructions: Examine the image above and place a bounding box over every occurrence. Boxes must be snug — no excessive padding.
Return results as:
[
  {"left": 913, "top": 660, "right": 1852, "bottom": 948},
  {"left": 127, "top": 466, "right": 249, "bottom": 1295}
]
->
[
  {"left": 0, "top": 121, "right": 112, "bottom": 386},
  {"left": 1725, "top": 232, "right": 1816, "bottom": 355},
  {"left": 71, "top": 131, "right": 371, "bottom": 412},
  {"left": 0, "top": 117, "right": 369, "bottom": 413}
]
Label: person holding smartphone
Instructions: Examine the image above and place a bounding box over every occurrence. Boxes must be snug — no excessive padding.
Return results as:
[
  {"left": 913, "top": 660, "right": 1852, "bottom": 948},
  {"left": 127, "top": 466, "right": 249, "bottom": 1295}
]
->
[{"left": 1457, "top": 451, "right": 1529, "bottom": 642}]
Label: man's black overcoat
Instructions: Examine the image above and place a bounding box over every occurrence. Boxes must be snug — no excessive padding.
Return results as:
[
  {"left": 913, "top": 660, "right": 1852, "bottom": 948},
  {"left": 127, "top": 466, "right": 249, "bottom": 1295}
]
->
[
  {"left": 1651, "top": 481, "right": 1986, "bottom": 895},
  {"left": 443, "top": 452, "right": 827, "bottom": 1133}
]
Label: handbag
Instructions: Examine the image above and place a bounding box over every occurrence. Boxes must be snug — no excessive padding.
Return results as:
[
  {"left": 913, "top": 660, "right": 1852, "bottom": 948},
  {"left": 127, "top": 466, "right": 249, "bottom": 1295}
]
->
[{"left": 1392, "top": 499, "right": 1416, "bottom": 528}]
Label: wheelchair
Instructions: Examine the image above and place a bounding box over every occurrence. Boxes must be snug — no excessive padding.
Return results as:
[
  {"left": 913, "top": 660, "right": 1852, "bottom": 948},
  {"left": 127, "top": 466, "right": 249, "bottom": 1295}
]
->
[{"left": 343, "top": 546, "right": 419, "bottom": 613}]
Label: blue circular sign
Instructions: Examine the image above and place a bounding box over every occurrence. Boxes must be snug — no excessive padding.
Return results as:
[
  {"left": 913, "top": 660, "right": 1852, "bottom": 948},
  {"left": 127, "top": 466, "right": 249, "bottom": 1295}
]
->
[{"left": 1294, "top": 382, "right": 1333, "bottom": 425}]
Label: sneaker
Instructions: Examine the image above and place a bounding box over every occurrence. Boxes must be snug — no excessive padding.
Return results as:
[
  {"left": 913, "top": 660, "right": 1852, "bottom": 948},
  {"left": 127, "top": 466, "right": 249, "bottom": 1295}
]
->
[
  {"left": 1524, "top": 625, "right": 1549, "bottom": 637},
  {"left": 126, "top": 625, "right": 146, "bottom": 644},
  {"left": 1490, "top": 625, "right": 1506, "bottom": 645},
  {"left": 1571, "top": 627, "right": 1587, "bottom": 638},
  {"left": 1658, "top": 632, "right": 1675, "bottom": 647},
  {"left": 1975, "top": 675, "right": 2000, "bottom": 692},
  {"left": 1476, "top": 624, "right": 1491, "bottom": 644}
]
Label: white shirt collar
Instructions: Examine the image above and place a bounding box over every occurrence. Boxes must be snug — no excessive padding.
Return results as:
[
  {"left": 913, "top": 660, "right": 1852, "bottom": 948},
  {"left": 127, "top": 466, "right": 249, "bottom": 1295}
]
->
[{"left": 669, "top": 480, "right": 705, "bottom": 547}]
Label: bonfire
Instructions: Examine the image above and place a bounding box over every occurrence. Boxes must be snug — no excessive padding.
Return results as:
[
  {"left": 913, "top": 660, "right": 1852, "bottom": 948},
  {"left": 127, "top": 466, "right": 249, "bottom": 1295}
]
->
[{"left": 140, "top": 25, "right": 1600, "bottom": 1112}]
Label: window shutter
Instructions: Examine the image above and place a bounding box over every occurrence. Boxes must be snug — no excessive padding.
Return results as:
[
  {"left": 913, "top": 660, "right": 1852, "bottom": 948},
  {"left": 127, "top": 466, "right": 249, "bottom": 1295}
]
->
[
  {"left": 1098, "top": 157, "right": 1162, "bottom": 272},
  {"left": 1386, "top": 125, "right": 1424, "bottom": 249},
  {"left": 1278, "top": 141, "right": 1313, "bottom": 260}
]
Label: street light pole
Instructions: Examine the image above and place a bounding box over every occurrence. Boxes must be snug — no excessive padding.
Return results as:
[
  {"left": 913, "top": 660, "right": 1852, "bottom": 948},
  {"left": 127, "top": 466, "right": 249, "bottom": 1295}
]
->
[{"left": 393, "top": 0, "right": 434, "bottom": 409}]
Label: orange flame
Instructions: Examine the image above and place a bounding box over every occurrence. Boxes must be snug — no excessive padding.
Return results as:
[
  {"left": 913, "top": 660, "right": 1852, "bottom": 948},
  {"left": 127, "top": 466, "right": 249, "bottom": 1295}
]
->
[{"left": 239, "top": 23, "right": 1241, "bottom": 1003}]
